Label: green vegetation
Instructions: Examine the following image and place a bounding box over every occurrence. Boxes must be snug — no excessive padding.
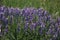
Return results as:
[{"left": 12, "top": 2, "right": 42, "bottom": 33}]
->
[
  {"left": 0, "top": 0, "right": 60, "bottom": 40},
  {"left": 2, "top": 0, "right": 60, "bottom": 15}
]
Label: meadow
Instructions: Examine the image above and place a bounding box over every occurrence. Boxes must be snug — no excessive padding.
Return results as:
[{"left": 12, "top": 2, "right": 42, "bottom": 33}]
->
[
  {"left": 2, "top": 0, "right": 60, "bottom": 15},
  {"left": 0, "top": 0, "right": 60, "bottom": 40}
]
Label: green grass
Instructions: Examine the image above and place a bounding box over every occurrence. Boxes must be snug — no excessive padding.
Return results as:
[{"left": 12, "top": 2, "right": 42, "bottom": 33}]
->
[
  {"left": 2, "top": 0, "right": 60, "bottom": 15},
  {"left": 3, "top": 0, "right": 60, "bottom": 13}
]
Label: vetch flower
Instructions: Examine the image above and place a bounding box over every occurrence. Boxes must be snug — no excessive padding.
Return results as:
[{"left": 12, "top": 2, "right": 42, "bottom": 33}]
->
[
  {"left": 9, "top": 15, "right": 14, "bottom": 24},
  {"left": 4, "top": 25, "right": 8, "bottom": 35},
  {"left": 17, "top": 23, "right": 20, "bottom": 32},
  {"left": 4, "top": 18, "right": 8, "bottom": 25},
  {"left": 30, "top": 22, "right": 37, "bottom": 30},
  {"left": 24, "top": 21, "right": 29, "bottom": 31},
  {"left": 0, "top": 6, "right": 5, "bottom": 12},
  {"left": 43, "top": 11, "right": 48, "bottom": 16},
  {"left": 0, "top": 12, "right": 4, "bottom": 20}
]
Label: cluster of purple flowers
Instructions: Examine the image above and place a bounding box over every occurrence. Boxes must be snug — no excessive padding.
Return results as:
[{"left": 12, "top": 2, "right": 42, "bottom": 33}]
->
[{"left": 0, "top": 6, "right": 60, "bottom": 39}]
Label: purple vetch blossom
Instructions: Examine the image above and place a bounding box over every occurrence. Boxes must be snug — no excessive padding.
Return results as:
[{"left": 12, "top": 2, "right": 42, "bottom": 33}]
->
[
  {"left": 43, "top": 11, "right": 48, "bottom": 16},
  {"left": 17, "top": 23, "right": 20, "bottom": 32},
  {"left": 21, "top": 9, "right": 25, "bottom": 16},
  {"left": 31, "top": 8, "right": 37, "bottom": 15},
  {"left": 52, "top": 32, "right": 58, "bottom": 40},
  {"left": 38, "top": 27, "right": 43, "bottom": 35},
  {"left": 0, "top": 6, "right": 5, "bottom": 12},
  {"left": 29, "top": 15, "right": 34, "bottom": 21},
  {"left": 4, "top": 7, "right": 9, "bottom": 17},
  {"left": 1, "top": 16, "right": 8, "bottom": 25},
  {"left": 38, "top": 16, "right": 43, "bottom": 22},
  {"left": 21, "top": 8, "right": 31, "bottom": 17},
  {"left": 46, "top": 28, "right": 52, "bottom": 35},
  {"left": 8, "top": 7, "right": 15, "bottom": 15},
  {"left": 0, "top": 6, "right": 60, "bottom": 39},
  {"left": 40, "top": 22, "right": 46, "bottom": 28},
  {"left": 47, "top": 15, "right": 52, "bottom": 21},
  {"left": 43, "top": 16, "right": 48, "bottom": 22},
  {"left": 46, "top": 25, "right": 55, "bottom": 35},
  {"left": 3, "top": 18, "right": 8, "bottom": 25},
  {"left": 14, "top": 8, "right": 20, "bottom": 16},
  {"left": 55, "top": 23, "right": 59, "bottom": 27},
  {"left": 25, "top": 17, "right": 29, "bottom": 21},
  {"left": 9, "top": 15, "right": 14, "bottom": 24},
  {"left": 4, "top": 25, "right": 8, "bottom": 35},
  {"left": 37, "top": 8, "right": 44, "bottom": 16},
  {"left": 29, "top": 22, "right": 37, "bottom": 30},
  {"left": 2, "top": 16, "right": 6, "bottom": 21},
  {"left": 24, "top": 15, "right": 34, "bottom": 22},
  {"left": 53, "top": 32, "right": 58, "bottom": 38},
  {"left": 0, "top": 12, "right": 4, "bottom": 20},
  {"left": 38, "top": 22, "right": 46, "bottom": 35},
  {"left": 57, "top": 17, "right": 60, "bottom": 26},
  {"left": 24, "top": 21, "right": 29, "bottom": 31},
  {"left": 38, "top": 8, "right": 44, "bottom": 13},
  {"left": 46, "top": 26, "right": 57, "bottom": 36},
  {"left": 57, "top": 27, "right": 60, "bottom": 33},
  {"left": 50, "top": 19, "right": 56, "bottom": 24},
  {"left": 54, "top": 23, "right": 59, "bottom": 33}
]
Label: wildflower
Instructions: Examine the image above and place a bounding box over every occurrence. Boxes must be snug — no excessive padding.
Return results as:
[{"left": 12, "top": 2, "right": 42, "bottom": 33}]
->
[
  {"left": 30, "top": 22, "right": 37, "bottom": 30},
  {"left": 17, "top": 23, "right": 20, "bottom": 32},
  {"left": 4, "top": 25, "right": 8, "bottom": 35}
]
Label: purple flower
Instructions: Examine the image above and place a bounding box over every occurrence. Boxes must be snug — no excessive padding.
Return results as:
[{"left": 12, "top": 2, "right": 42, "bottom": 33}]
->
[
  {"left": 4, "top": 8, "right": 9, "bottom": 17},
  {"left": 43, "top": 16, "right": 47, "bottom": 22},
  {"left": 4, "top": 25, "right": 8, "bottom": 35},
  {"left": 25, "top": 17, "right": 29, "bottom": 21},
  {"left": 29, "top": 15, "right": 34, "bottom": 21},
  {"left": 39, "top": 28, "right": 43, "bottom": 35},
  {"left": 0, "top": 12, "right": 4, "bottom": 20},
  {"left": 43, "top": 11, "right": 48, "bottom": 16},
  {"left": 38, "top": 16, "right": 43, "bottom": 22},
  {"left": 5, "top": 18, "right": 8, "bottom": 25},
  {"left": 14, "top": 8, "right": 20, "bottom": 16},
  {"left": 37, "top": 8, "right": 44, "bottom": 16},
  {"left": 9, "top": 15, "right": 13, "bottom": 24},
  {"left": 57, "top": 17, "right": 60, "bottom": 26},
  {"left": 40, "top": 22, "right": 45, "bottom": 28},
  {"left": 31, "top": 8, "right": 37, "bottom": 15},
  {"left": 0, "top": 6, "right": 5, "bottom": 12},
  {"left": 49, "top": 19, "right": 56, "bottom": 25},
  {"left": 55, "top": 23, "right": 59, "bottom": 27},
  {"left": 8, "top": 7, "right": 15, "bottom": 15},
  {"left": 53, "top": 32, "right": 58, "bottom": 38},
  {"left": 24, "top": 21, "right": 29, "bottom": 31},
  {"left": 22, "top": 8, "right": 31, "bottom": 17},
  {"left": 30, "top": 22, "right": 37, "bottom": 30},
  {"left": 2, "top": 17, "right": 8, "bottom": 25},
  {"left": 0, "top": 6, "right": 60, "bottom": 38},
  {"left": 17, "top": 23, "right": 20, "bottom": 32},
  {"left": 47, "top": 15, "right": 52, "bottom": 21}
]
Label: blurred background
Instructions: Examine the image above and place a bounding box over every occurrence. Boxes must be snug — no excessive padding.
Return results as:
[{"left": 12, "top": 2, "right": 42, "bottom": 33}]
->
[{"left": 0, "top": 0, "right": 60, "bottom": 16}]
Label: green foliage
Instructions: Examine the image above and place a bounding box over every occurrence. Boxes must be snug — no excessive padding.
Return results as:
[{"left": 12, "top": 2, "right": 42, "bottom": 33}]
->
[
  {"left": 2, "top": 0, "right": 60, "bottom": 15},
  {"left": 1, "top": 0, "right": 60, "bottom": 40}
]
